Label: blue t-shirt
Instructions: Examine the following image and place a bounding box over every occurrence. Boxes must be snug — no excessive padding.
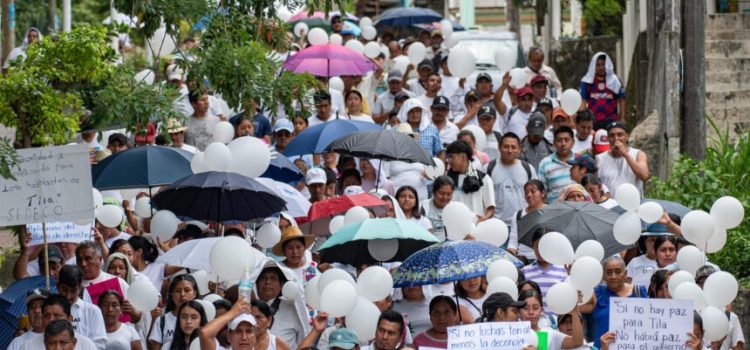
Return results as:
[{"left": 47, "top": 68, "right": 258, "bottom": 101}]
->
[{"left": 592, "top": 284, "right": 648, "bottom": 348}]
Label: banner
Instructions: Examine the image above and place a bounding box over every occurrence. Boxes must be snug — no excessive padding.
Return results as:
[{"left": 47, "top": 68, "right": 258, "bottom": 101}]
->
[
  {"left": 0, "top": 144, "right": 94, "bottom": 226},
  {"left": 26, "top": 221, "right": 92, "bottom": 245},
  {"left": 447, "top": 321, "right": 533, "bottom": 350},
  {"left": 609, "top": 297, "right": 692, "bottom": 350}
]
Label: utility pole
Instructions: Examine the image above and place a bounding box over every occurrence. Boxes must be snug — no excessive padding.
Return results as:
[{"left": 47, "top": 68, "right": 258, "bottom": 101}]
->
[
  {"left": 680, "top": 0, "right": 706, "bottom": 159},
  {"left": 507, "top": 0, "right": 521, "bottom": 39},
  {"left": 48, "top": 0, "right": 57, "bottom": 33},
  {"left": 1, "top": 0, "right": 14, "bottom": 63}
]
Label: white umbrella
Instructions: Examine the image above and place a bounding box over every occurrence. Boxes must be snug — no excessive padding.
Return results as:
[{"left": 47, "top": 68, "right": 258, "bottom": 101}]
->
[
  {"left": 155, "top": 237, "right": 267, "bottom": 274},
  {"left": 257, "top": 177, "right": 311, "bottom": 218}
]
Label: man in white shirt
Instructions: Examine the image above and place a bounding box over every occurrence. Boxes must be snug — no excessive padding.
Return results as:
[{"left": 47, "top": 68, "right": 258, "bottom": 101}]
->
[
  {"left": 373, "top": 69, "right": 413, "bottom": 125},
  {"left": 596, "top": 121, "right": 649, "bottom": 197},
  {"left": 504, "top": 86, "right": 536, "bottom": 140},
  {"left": 572, "top": 110, "right": 595, "bottom": 154},
  {"left": 75, "top": 242, "right": 129, "bottom": 295},
  {"left": 430, "top": 96, "right": 459, "bottom": 146},
  {"left": 21, "top": 295, "right": 99, "bottom": 350},
  {"left": 477, "top": 104, "right": 503, "bottom": 161},
  {"left": 8, "top": 289, "right": 50, "bottom": 350},
  {"left": 488, "top": 133, "right": 537, "bottom": 227},
  {"left": 415, "top": 72, "right": 441, "bottom": 108},
  {"left": 308, "top": 90, "right": 337, "bottom": 128},
  {"left": 446, "top": 140, "right": 495, "bottom": 222},
  {"left": 57, "top": 265, "right": 107, "bottom": 350}
]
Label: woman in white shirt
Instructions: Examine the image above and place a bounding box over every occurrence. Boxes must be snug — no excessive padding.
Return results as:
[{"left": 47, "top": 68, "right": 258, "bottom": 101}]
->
[
  {"left": 518, "top": 289, "right": 585, "bottom": 349},
  {"left": 345, "top": 90, "right": 374, "bottom": 123},
  {"left": 98, "top": 291, "right": 143, "bottom": 350},
  {"left": 395, "top": 186, "right": 432, "bottom": 231},
  {"left": 509, "top": 179, "right": 547, "bottom": 260},
  {"left": 455, "top": 277, "right": 488, "bottom": 321}
]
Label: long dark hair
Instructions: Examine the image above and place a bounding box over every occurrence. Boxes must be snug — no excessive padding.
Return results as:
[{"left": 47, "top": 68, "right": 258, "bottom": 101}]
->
[
  {"left": 653, "top": 235, "right": 679, "bottom": 267},
  {"left": 648, "top": 269, "right": 670, "bottom": 298},
  {"left": 128, "top": 236, "right": 158, "bottom": 263},
  {"left": 396, "top": 186, "right": 421, "bottom": 219},
  {"left": 251, "top": 299, "right": 275, "bottom": 328},
  {"left": 170, "top": 300, "right": 207, "bottom": 350},
  {"left": 166, "top": 275, "right": 199, "bottom": 312}
]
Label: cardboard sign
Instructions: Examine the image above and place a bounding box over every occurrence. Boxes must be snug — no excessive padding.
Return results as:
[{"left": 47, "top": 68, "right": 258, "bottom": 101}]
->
[
  {"left": 447, "top": 321, "right": 533, "bottom": 350},
  {"left": 609, "top": 297, "right": 693, "bottom": 350},
  {"left": 0, "top": 144, "right": 94, "bottom": 226},
  {"left": 26, "top": 221, "right": 92, "bottom": 245}
]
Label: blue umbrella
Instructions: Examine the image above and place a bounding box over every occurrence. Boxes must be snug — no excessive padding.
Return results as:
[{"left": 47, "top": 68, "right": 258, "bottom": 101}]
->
[
  {"left": 262, "top": 155, "right": 304, "bottom": 183},
  {"left": 375, "top": 7, "right": 443, "bottom": 27},
  {"left": 92, "top": 145, "right": 194, "bottom": 190},
  {"left": 392, "top": 240, "right": 522, "bottom": 288},
  {"left": 0, "top": 277, "right": 56, "bottom": 350},
  {"left": 283, "top": 119, "right": 382, "bottom": 157},
  {"left": 152, "top": 171, "right": 286, "bottom": 222}
]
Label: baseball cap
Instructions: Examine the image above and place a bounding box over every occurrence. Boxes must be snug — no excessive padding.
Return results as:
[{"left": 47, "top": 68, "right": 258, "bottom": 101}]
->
[
  {"left": 516, "top": 86, "right": 534, "bottom": 97},
  {"left": 478, "top": 104, "right": 496, "bottom": 118},
  {"left": 329, "top": 328, "right": 360, "bottom": 349},
  {"left": 552, "top": 107, "right": 571, "bottom": 121},
  {"left": 417, "top": 59, "right": 434, "bottom": 71},
  {"left": 305, "top": 168, "right": 327, "bottom": 185},
  {"left": 431, "top": 96, "right": 450, "bottom": 109},
  {"left": 464, "top": 89, "right": 480, "bottom": 102},
  {"left": 527, "top": 112, "right": 546, "bottom": 136},
  {"left": 606, "top": 120, "right": 630, "bottom": 133},
  {"left": 387, "top": 69, "right": 403, "bottom": 82},
  {"left": 476, "top": 72, "right": 492, "bottom": 83},
  {"left": 537, "top": 97, "right": 553, "bottom": 109},
  {"left": 482, "top": 292, "right": 527, "bottom": 317},
  {"left": 343, "top": 185, "right": 365, "bottom": 196},
  {"left": 274, "top": 119, "right": 294, "bottom": 133},
  {"left": 40, "top": 244, "right": 64, "bottom": 264},
  {"left": 593, "top": 129, "right": 610, "bottom": 153},
  {"left": 166, "top": 64, "right": 184, "bottom": 81},
  {"left": 529, "top": 75, "right": 548, "bottom": 86},
  {"left": 567, "top": 154, "right": 598, "bottom": 173},
  {"left": 394, "top": 91, "right": 410, "bottom": 101},
  {"left": 25, "top": 288, "right": 51, "bottom": 305},
  {"left": 229, "top": 314, "right": 257, "bottom": 331}
]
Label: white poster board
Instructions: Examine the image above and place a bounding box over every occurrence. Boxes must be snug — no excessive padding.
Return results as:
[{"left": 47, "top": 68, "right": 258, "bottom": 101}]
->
[
  {"left": 448, "top": 321, "right": 533, "bottom": 350},
  {"left": 0, "top": 144, "right": 94, "bottom": 226},
  {"left": 609, "top": 297, "right": 693, "bottom": 350},
  {"left": 26, "top": 221, "right": 92, "bottom": 245}
]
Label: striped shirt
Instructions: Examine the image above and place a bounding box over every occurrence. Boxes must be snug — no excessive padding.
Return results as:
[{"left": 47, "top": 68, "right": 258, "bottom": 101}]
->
[
  {"left": 537, "top": 152, "right": 575, "bottom": 203},
  {"left": 522, "top": 262, "right": 568, "bottom": 313}
]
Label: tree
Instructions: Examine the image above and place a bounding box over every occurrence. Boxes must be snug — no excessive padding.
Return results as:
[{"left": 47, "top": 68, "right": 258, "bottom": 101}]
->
[{"left": 581, "top": 0, "right": 624, "bottom": 37}]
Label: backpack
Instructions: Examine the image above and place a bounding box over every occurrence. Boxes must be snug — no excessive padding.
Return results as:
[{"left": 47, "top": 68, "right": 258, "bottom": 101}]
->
[{"left": 486, "top": 159, "right": 533, "bottom": 181}]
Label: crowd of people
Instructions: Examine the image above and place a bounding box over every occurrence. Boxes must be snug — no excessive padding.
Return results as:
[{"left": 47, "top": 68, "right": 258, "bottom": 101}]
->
[{"left": 4, "top": 10, "right": 746, "bottom": 350}]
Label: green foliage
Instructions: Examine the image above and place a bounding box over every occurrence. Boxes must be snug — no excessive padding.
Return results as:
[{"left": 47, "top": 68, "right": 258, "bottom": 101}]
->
[
  {"left": 0, "top": 139, "right": 19, "bottom": 181},
  {"left": 581, "top": 0, "right": 624, "bottom": 37},
  {"left": 648, "top": 119, "right": 750, "bottom": 282},
  {"left": 113, "top": 0, "right": 209, "bottom": 37}
]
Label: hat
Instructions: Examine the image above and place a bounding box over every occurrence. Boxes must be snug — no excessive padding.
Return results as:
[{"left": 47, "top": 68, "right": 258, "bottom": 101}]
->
[
  {"left": 431, "top": 96, "right": 450, "bottom": 109},
  {"left": 166, "top": 64, "right": 184, "bottom": 81},
  {"left": 516, "top": 86, "right": 534, "bottom": 97},
  {"left": 394, "top": 91, "right": 410, "bottom": 101},
  {"left": 272, "top": 226, "right": 315, "bottom": 256},
  {"left": 567, "top": 154, "right": 597, "bottom": 173},
  {"left": 134, "top": 122, "right": 156, "bottom": 144},
  {"left": 387, "top": 69, "right": 403, "bottom": 82},
  {"left": 478, "top": 104, "right": 496, "bottom": 118},
  {"left": 229, "top": 314, "right": 257, "bottom": 331},
  {"left": 343, "top": 185, "right": 365, "bottom": 196},
  {"left": 476, "top": 72, "right": 492, "bottom": 83},
  {"left": 305, "top": 167, "right": 327, "bottom": 185},
  {"left": 537, "top": 97, "right": 553, "bottom": 108},
  {"left": 94, "top": 149, "right": 111, "bottom": 162},
  {"left": 641, "top": 223, "right": 672, "bottom": 236},
  {"left": 417, "top": 59, "right": 433, "bottom": 71},
  {"left": 482, "top": 292, "right": 527, "bottom": 317},
  {"left": 593, "top": 129, "right": 610, "bottom": 153},
  {"left": 40, "top": 244, "right": 64, "bottom": 264},
  {"left": 552, "top": 108, "right": 571, "bottom": 121},
  {"left": 396, "top": 123, "right": 415, "bottom": 136},
  {"left": 274, "top": 119, "right": 294, "bottom": 133},
  {"left": 606, "top": 120, "right": 630, "bottom": 133},
  {"left": 464, "top": 89, "right": 480, "bottom": 101},
  {"left": 529, "top": 75, "right": 548, "bottom": 86},
  {"left": 167, "top": 119, "right": 188, "bottom": 133},
  {"left": 527, "top": 112, "right": 546, "bottom": 136},
  {"left": 328, "top": 328, "right": 360, "bottom": 349},
  {"left": 25, "top": 288, "right": 51, "bottom": 305},
  {"left": 341, "top": 23, "right": 356, "bottom": 36}
]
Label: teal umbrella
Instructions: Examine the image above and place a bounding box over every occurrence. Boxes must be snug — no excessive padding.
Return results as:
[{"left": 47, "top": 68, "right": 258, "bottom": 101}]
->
[{"left": 318, "top": 218, "right": 440, "bottom": 265}]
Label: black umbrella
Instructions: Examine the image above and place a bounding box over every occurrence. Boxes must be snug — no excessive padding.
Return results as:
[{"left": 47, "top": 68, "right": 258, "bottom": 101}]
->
[
  {"left": 92, "top": 145, "right": 193, "bottom": 190},
  {"left": 325, "top": 129, "right": 435, "bottom": 165},
  {"left": 152, "top": 171, "right": 286, "bottom": 222}
]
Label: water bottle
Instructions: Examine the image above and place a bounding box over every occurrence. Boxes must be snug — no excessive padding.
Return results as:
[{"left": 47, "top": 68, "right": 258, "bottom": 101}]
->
[{"left": 238, "top": 266, "right": 253, "bottom": 305}]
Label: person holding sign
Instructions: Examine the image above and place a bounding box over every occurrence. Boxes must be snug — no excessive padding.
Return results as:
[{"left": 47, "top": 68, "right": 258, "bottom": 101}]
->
[
  {"left": 599, "top": 311, "right": 706, "bottom": 350},
  {"left": 518, "top": 290, "right": 584, "bottom": 349}
]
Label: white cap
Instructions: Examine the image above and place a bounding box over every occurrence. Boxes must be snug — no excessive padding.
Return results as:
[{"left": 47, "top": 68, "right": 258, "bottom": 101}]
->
[
  {"left": 343, "top": 185, "right": 364, "bottom": 196},
  {"left": 166, "top": 64, "right": 184, "bottom": 81},
  {"left": 229, "top": 314, "right": 257, "bottom": 331},
  {"left": 305, "top": 168, "right": 327, "bottom": 185}
]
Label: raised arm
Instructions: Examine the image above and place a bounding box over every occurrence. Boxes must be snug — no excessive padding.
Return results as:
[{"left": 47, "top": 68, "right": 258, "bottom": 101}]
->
[{"left": 199, "top": 296, "right": 251, "bottom": 350}]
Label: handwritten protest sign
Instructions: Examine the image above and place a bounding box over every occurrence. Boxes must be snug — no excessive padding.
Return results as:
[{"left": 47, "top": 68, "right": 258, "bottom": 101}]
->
[
  {"left": 0, "top": 144, "right": 94, "bottom": 226},
  {"left": 448, "top": 321, "right": 533, "bottom": 350},
  {"left": 609, "top": 297, "right": 692, "bottom": 350},
  {"left": 26, "top": 221, "right": 92, "bottom": 245}
]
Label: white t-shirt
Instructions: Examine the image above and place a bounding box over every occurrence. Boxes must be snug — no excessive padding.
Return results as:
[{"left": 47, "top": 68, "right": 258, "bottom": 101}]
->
[
  {"left": 104, "top": 232, "right": 131, "bottom": 248},
  {"left": 596, "top": 197, "right": 619, "bottom": 209},
  {"left": 451, "top": 174, "right": 496, "bottom": 217},
  {"left": 457, "top": 294, "right": 488, "bottom": 321},
  {"left": 393, "top": 298, "right": 432, "bottom": 335},
  {"left": 307, "top": 114, "right": 335, "bottom": 128},
  {"left": 20, "top": 332, "right": 99, "bottom": 350},
  {"left": 105, "top": 323, "right": 141, "bottom": 350},
  {"left": 71, "top": 299, "right": 108, "bottom": 350},
  {"left": 436, "top": 122, "right": 459, "bottom": 146},
  {"left": 539, "top": 327, "right": 568, "bottom": 350},
  {"left": 717, "top": 311, "right": 745, "bottom": 350},
  {"left": 180, "top": 143, "right": 198, "bottom": 154},
  {"left": 8, "top": 331, "right": 40, "bottom": 350},
  {"left": 505, "top": 109, "right": 534, "bottom": 140},
  {"left": 185, "top": 115, "right": 221, "bottom": 152},
  {"left": 490, "top": 160, "right": 536, "bottom": 223},
  {"left": 142, "top": 262, "right": 166, "bottom": 292},
  {"left": 407, "top": 78, "right": 426, "bottom": 96},
  {"left": 509, "top": 208, "right": 535, "bottom": 259},
  {"left": 389, "top": 161, "right": 427, "bottom": 202},
  {"left": 415, "top": 94, "right": 438, "bottom": 109},
  {"left": 148, "top": 311, "right": 177, "bottom": 348},
  {"left": 406, "top": 216, "right": 433, "bottom": 231},
  {"left": 573, "top": 134, "right": 593, "bottom": 154},
  {"left": 347, "top": 113, "right": 375, "bottom": 123},
  {"left": 626, "top": 254, "right": 658, "bottom": 287}
]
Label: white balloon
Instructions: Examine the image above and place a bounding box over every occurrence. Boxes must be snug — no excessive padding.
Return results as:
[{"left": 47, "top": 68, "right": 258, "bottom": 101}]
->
[
  {"left": 701, "top": 306, "right": 730, "bottom": 341},
  {"left": 546, "top": 282, "right": 578, "bottom": 314},
  {"left": 676, "top": 245, "right": 705, "bottom": 276},
  {"left": 213, "top": 121, "right": 235, "bottom": 144},
  {"left": 439, "top": 19, "right": 453, "bottom": 39},
  {"left": 209, "top": 236, "right": 257, "bottom": 280},
  {"left": 461, "top": 125, "right": 487, "bottom": 153},
  {"left": 425, "top": 157, "right": 445, "bottom": 179},
  {"left": 392, "top": 56, "right": 410, "bottom": 76},
  {"left": 329, "top": 33, "right": 343, "bottom": 46},
  {"left": 580, "top": 287, "right": 594, "bottom": 304},
  {"left": 364, "top": 42, "right": 381, "bottom": 58},
  {"left": 293, "top": 22, "right": 309, "bottom": 37},
  {"left": 204, "top": 142, "right": 232, "bottom": 172},
  {"left": 329, "top": 77, "right": 345, "bottom": 92},
  {"left": 328, "top": 216, "right": 345, "bottom": 235},
  {"left": 705, "top": 226, "right": 726, "bottom": 253},
  {"left": 681, "top": 210, "right": 716, "bottom": 245},
  {"left": 344, "top": 206, "right": 370, "bottom": 225},
  {"left": 256, "top": 224, "right": 281, "bottom": 248},
  {"left": 408, "top": 42, "right": 427, "bottom": 65},
  {"left": 538, "top": 231, "right": 575, "bottom": 265},
  {"left": 368, "top": 239, "right": 398, "bottom": 261},
  {"left": 282, "top": 281, "right": 301, "bottom": 301},
  {"left": 134, "top": 69, "right": 155, "bottom": 85},
  {"left": 151, "top": 210, "right": 180, "bottom": 242},
  {"left": 614, "top": 184, "right": 641, "bottom": 212},
  {"left": 443, "top": 36, "right": 458, "bottom": 49},
  {"left": 345, "top": 40, "right": 364, "bottom": 54},
  {"left": 442, "top": 202, "right": 474, "bottom": 240},
  {"left": 128, "top": 279, "right": 159, "bottom": 312},
  {"left": 307, "top": 27, "right": 329, "bottom": 46},
  {"left": 320, "top": 279, "right": 358, "bottom": 317},
  {"left": 96, "top": 205, "right": 123, "bottom": 228},
  {"left": 494, "top": 47, "right": 516, "bottom": 71},
  {"left": 667, "top": 270, "right": 695, "bottom": 296},
  {"left": 203, "top": 294, "right": 223, "bottom": 303},
  {"left": 475, "top": 219, "right": 509, "bottom": 247},
  {"left": 196, "top": 299, "right": 217, "bottom": 321},
  {"left": 361, "top": 26, "right": 377, "bottom": 41},
  {"left": 447, "top": 48, "right": 476, "bottom": 78},
  {"left": 190, "top": 152, "right": 209, "bottom": 174},
  {"left": 637, "top": 201, "right": 663, "bottom": 224},
  {"left": 228, "top": 136, "right": 271, "bottom": 178},
  {"left": 509, "top": 68, "right": 527, "bottom": 88},
  {"left": 359, "top": 17, "right": 373, "bottom": 28},
  {"left": 486, "top": 260, "right": 519, "bottom": 283},
  {"left": 305, "top": 276, "right": 322, "bottom": 309},
  {"left": 357, "top": 266, "right": 394, "bottom": 302},
  {"left": 525, "top": 329, "right": 539, "bottom": 347},
  {"left": 570, "top": 256, "right": 603, "bottom": 291},
  {"left": 486, "top": 277, "right": 518, "bottom": 299},
  {"left": 703, "top": 271, "right": 738, "bottom": 307},
  {"left": 189, "top": 338, "right": 201, "bottom": 350},
  {"left": 318, "top": 268, "right": 356, "bottom": 294},
  {"left": 574, "top": 240, "right": 605, "bottom": 261},
  {"left": 613, "top": 212, "right": 642, "bottom": 245},
  {"left": 710, "top": 196, "right": 744, "bottom": 229},
  {"left": 672, "top": 282, "right": 707, "bottom": 311},
  {"left": 191, "top": 270, "right": 210, "bottom": 295},
  {"left": 345, "top": 297, "right": 380, "bottom": 341},
  {"left": 560, "top": 89, "right": 582, "bottom": 116},
  {"left": 134, "top": 196, "right": 152, "bottom": 218},
  {"left": 92, "top": 188, "right": 104, "bottom": 209}
]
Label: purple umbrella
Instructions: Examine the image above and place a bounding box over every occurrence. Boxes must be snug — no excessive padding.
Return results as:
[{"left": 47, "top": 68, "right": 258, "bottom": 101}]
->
[{"left": 282, "top": 44, "right": 377, "bottom": 77}]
